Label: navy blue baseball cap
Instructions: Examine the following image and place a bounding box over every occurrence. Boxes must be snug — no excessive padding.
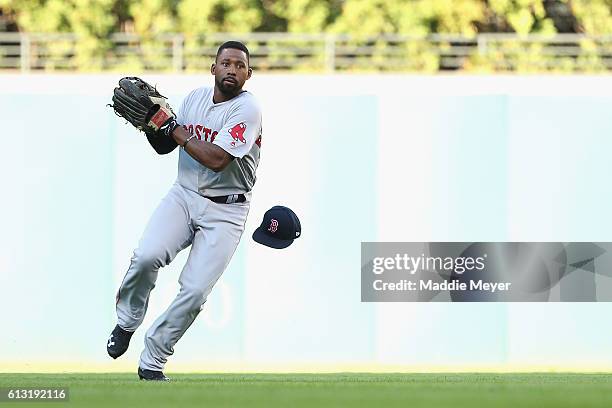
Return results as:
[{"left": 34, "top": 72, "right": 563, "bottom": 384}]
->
[{"left": 252, "top": 206, "right": 301, "bottom": 249}]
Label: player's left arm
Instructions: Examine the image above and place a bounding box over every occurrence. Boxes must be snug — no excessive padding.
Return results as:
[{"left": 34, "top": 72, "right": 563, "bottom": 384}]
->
[{"left": 170, "top": 98, "right": 261, "bottom": 172}]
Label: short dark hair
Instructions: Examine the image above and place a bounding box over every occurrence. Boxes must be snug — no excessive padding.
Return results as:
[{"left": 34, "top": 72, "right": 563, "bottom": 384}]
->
[{"left": 216, "top": 41, "right": 250, "bottom": 63}]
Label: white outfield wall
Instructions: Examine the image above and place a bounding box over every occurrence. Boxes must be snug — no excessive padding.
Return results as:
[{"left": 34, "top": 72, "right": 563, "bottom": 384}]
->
[{"left": 1, "top": 74, "right": 612, "bottom": 372}]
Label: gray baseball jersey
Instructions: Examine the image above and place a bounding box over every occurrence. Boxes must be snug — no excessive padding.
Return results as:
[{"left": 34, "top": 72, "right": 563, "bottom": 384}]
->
[
  {"left": 176, "top": 87, "right": 262, "bottom": 196},
  {"left": 114, "top": 85, "right": 262, "bottom": 372}
]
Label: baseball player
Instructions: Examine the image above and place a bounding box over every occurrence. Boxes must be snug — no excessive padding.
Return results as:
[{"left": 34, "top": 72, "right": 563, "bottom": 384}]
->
[{"left": 106, "top": 41, "right": 262, "bottom": 381}]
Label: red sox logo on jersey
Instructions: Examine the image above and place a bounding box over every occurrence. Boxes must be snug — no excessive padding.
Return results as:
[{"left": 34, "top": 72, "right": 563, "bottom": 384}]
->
[
  {"left": 228, "top": 122, "right": 247, "bottom": 147},
  {"left": 268, "top": 219, "right": 279, "bottom": 233},
  {"left": 184, "top": 121, "right": 261, "bottom": 148}
]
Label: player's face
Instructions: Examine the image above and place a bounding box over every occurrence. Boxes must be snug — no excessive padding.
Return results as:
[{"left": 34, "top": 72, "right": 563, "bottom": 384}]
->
[{"left": 212, "top": 48, "right": 252, "bottom": 95}]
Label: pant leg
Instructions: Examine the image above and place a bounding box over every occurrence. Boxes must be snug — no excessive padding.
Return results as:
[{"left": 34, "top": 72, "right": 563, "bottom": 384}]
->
[
  {"left": 139, "top": 199, "right": 249, "bottom": 371},
  {"left": 116, "top": 184, "right": 194, "bottom": 331}
]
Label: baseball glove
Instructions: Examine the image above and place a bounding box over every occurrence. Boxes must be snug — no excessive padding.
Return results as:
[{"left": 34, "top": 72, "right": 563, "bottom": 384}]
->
[{"left": 110, "top": 77, "right": 179, "bottom": 137}]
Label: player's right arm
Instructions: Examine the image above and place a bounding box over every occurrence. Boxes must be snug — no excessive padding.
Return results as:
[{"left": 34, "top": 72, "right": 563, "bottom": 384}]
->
[{"left": 146, "top": 132, "right": 178, "bottom": 155}]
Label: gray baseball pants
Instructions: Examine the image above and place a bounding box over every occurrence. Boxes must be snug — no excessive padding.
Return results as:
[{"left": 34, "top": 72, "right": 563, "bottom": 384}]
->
[{"left": 115, "top": 183, "right": 249, "bottom": 371}]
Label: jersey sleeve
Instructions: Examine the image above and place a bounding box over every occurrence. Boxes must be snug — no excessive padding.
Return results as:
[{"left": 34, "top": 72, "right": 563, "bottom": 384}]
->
[{"left": 212, "top": 96, "right": 262, "bottom": 159}]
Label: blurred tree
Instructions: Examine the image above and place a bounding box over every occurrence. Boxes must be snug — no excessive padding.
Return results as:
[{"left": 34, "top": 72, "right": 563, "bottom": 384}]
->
[
  {"left": 485, "top": 0, "right": 557, "bottom": 34},
  {"left": 477, "top": 0, "right": 558, "bottom": 72},
  {"left": 542, "top": 0, "right": 579, "bottom": 33},
  {"left": 121, "top": 0, "right": 177, "bottom": 71},
  {"left": 128, "top": 0, "right": 176, "bottom": 34},
  {"left": 571, "top": 0, "right": 612, "bottom": 34},
  {"left": 256, "top": 1, "right": 341, "bottom": 72},
  {"left": 329, "top": 0, "right": 485, "bottom": 72},
  {"left": 266, "top": 0, "right": 341, "bottom": 33},
  {"left": 0, "top": 0, "right": 116, "bottom": 70},
  {"left": 330, "top": 0, "right": 484, "bottom": 35},
  {"left": 1, "top": 0, "right": 611, "bottom": 73},
  {"left": 177, "top": 0, "right": 262, "bottom": 34},
  {"left": 0, "top": 0, "right": 115, "bottom": 35},
  {"left": 330, "top": 0, "right": 399, "bottom": 35},
  {"left": 397, "top": 0, "right": 485, "bottom": 35},
  {"left": 176, "top": 0, "right": 262, "bottom": 70}
]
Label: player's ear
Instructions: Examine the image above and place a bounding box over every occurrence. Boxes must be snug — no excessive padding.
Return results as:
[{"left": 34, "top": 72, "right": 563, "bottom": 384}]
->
[
  {"left": 246, "top": 67, "right": 252, "bottom": 80},
  {"left": 210, "top": 63, "right": 216, "bottom": 75}
]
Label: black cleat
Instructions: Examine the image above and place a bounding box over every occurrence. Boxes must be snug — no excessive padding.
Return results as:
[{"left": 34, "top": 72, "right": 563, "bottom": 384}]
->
[
  {"left": 138, "top": 367, "right": 170, "bottom": 382},
  {"left": 106, "top": 325, "right": 134, "bottom": 359}
]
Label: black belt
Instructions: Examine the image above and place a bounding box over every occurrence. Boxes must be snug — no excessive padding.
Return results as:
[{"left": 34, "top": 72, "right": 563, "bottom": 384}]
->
[{"left": 204, "top": 194, "right": 246, "bottom": 204}]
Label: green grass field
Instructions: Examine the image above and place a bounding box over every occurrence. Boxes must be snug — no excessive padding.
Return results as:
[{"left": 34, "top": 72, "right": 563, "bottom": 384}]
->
[{"left": 1, "top": 373, "right": 611, "bottom": 408}]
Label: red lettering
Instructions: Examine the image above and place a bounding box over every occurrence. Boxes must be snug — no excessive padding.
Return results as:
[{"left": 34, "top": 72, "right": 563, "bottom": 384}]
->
[
  {"left": 255, "top": 135, "right": 262, "bottom": 147},
  {"left": 181, "top": 124, "right": 221, "bottom": 142},
  {"left": 203, "top": 127, "right": 212, "bottom": 141},
  {"left": 195, "top": 125, "right": 203, "bottom": 140}
]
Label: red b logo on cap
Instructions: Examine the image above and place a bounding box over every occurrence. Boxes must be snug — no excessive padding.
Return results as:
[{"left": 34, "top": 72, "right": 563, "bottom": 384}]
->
[{"left": 268, "top": 219, "right": 279, "bottom": 233}]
